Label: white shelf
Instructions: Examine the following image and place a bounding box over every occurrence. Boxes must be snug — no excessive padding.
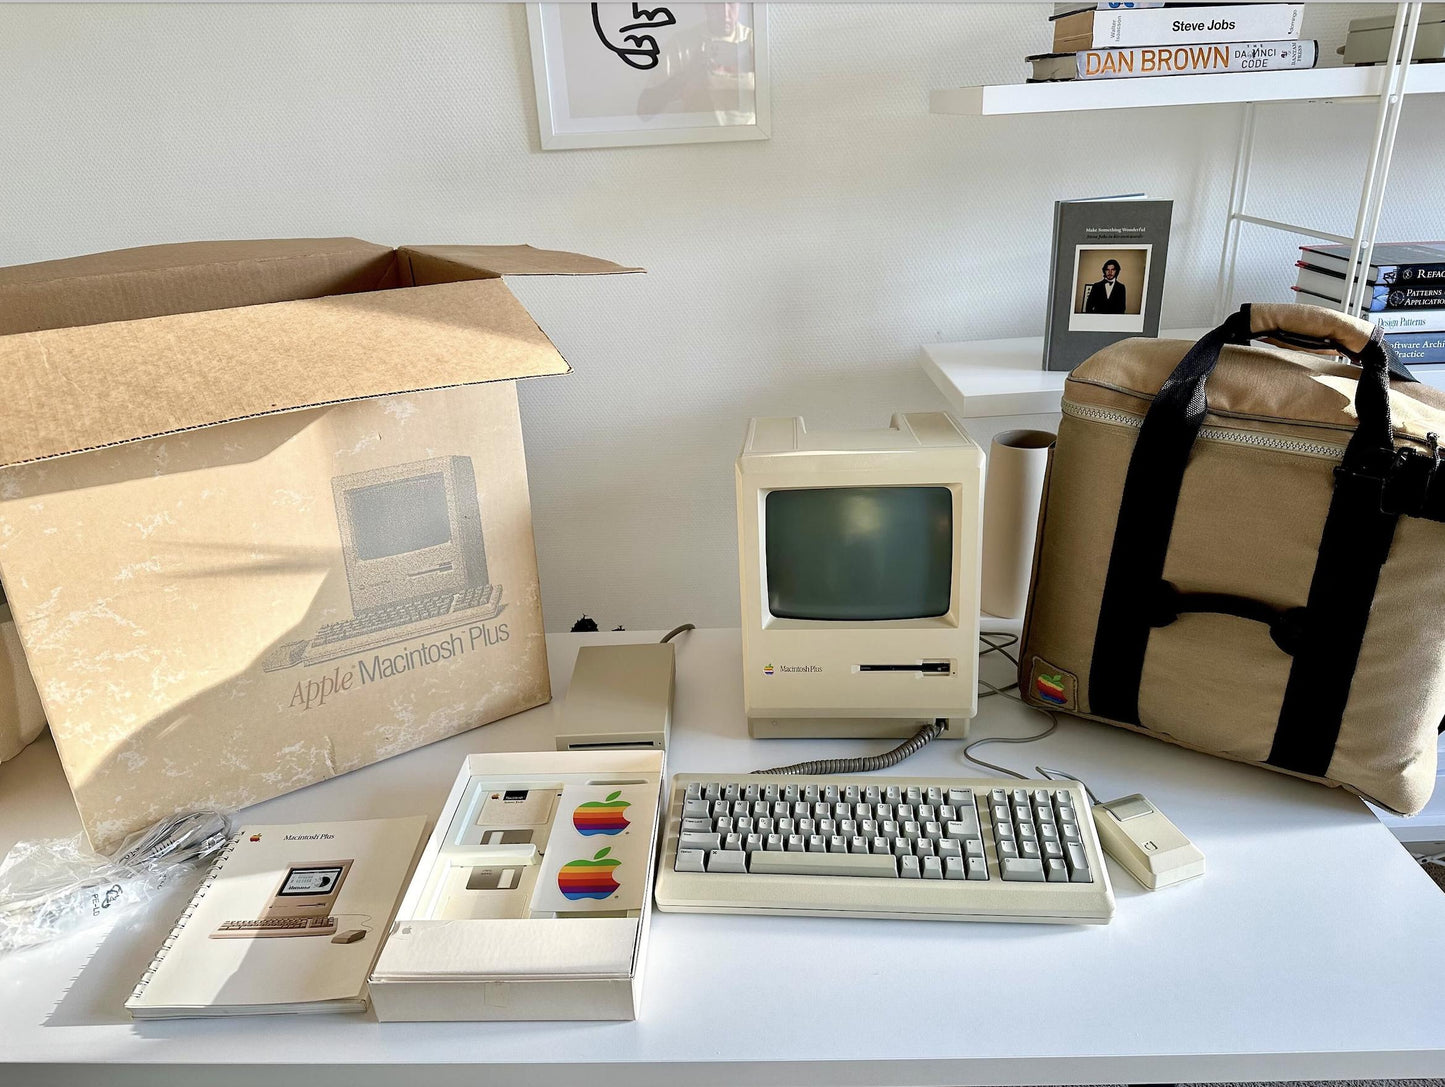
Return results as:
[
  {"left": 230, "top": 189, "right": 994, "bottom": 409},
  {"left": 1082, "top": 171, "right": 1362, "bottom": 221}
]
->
[
  {"left": 931, "top": 63, "right": 1445, "bottom": 117},
  {"left": 921, "top": 329, "right": 1207, "bottom": 418}
]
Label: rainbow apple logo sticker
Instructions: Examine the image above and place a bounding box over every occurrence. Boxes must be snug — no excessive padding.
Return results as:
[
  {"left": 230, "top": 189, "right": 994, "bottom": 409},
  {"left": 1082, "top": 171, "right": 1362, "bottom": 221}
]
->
[
  {"left": 573, "top": 791, "right": 631, "bottom": 835},
  {"left": 764, "top": 663, "right": 774, "bottom": 676},
  {"left": 1036, "top": 673, "right": 1067, "bottom": 706},
  {"left": 249, "top": 833, "right": 263, "bottom": 843},
  {"left": 558, "top": 847, "right": 621, "bottom": 901}
]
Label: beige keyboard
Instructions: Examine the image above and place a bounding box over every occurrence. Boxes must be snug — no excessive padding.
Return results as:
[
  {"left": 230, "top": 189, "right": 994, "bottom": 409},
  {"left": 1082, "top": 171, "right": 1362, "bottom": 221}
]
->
[
  {"left": 653, "top": 774, "right": 1114, "bottom": 924},
  {"left": 211, "top": 916, "right": 338, "bottom": 938}
]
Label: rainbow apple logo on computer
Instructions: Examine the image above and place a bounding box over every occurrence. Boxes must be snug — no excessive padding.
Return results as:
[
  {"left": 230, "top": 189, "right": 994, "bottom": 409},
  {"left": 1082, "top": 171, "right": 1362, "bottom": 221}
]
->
[
  {"left": 764, "top": 662, "right": 774, "bottom": 676},
  {"left": 557, "top": 847, "right": 621, "bottom": 900},
  {"left": 572, "top": 791, "right": 630, "bottom": 835},
  {"left": 1036, "top": 672, "right": 1068, "bottom": 706}
]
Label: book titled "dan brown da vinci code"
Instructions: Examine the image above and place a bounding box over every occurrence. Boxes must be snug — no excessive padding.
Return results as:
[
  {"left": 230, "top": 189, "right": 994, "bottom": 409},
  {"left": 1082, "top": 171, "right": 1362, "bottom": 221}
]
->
[{"left": 1028, "top": 39, "right": 1318, "bottom": 82}]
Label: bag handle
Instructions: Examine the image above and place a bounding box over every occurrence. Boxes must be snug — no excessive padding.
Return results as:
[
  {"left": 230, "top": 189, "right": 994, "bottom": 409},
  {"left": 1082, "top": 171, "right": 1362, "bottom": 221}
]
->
[{"left": 1088, "top": 303, "right": 1408, "bottom": 726}]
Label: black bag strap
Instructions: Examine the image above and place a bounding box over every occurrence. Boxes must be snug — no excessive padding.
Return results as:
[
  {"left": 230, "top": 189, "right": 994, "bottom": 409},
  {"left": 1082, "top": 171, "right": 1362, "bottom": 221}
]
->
[
  {"left": 1269, "top": 321, "right": 1406, "bottom": 775},
  {"left": 1089, "top": 305, "right": 1407, "bottom": 739}
]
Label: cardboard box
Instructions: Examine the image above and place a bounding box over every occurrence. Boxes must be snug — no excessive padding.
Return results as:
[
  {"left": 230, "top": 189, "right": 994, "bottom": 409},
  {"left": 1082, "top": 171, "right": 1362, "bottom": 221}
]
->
[
  {"left": 0, "top": 603, "right": 45, "bottom": 764},
  {"left": 369, "top": 749, "right": 663, "bottom": 1021},
  {"left": 0, "top": 239, "right": 639, "bottom": 849}
]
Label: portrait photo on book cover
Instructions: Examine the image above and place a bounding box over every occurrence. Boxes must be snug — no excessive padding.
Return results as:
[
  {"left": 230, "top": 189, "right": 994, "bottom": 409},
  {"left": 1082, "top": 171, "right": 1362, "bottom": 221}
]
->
[{"left": 1068, "top": 244, "right": 1151, "bottom": 334}]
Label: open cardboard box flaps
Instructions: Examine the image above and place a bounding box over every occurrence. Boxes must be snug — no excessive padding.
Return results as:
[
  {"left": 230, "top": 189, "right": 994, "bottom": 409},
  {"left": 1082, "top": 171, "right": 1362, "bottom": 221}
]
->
[{"left": 0, "top": 238, "right": 642, "bottom": 468}]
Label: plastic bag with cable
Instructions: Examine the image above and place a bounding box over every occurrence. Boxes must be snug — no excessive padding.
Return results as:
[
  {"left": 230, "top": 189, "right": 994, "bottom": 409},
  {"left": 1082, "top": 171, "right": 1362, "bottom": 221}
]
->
[{"left": 0, "top": 809, "right": 234, "bottom": 955}]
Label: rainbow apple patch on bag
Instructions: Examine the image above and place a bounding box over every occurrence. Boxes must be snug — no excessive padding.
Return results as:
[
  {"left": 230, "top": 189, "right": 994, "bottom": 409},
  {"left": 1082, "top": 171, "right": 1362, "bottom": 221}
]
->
[{"left": 1029, "top": 658, "right": 1077, "bottom": 711}]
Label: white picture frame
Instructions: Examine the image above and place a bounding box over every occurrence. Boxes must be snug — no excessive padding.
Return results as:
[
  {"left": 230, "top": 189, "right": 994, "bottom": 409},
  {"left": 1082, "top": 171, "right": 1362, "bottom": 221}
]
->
[{"left": 527, "top": 3, "right": 770, "bottom": 150}]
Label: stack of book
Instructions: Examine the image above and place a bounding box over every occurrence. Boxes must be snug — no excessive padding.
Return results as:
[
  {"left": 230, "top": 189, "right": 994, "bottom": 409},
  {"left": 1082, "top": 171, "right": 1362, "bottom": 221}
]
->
[
  {"left": 1028, "top": 2, "right": 1317, "bottom": 83},
  {"left": 1293, "top": 242, "right": 1445, "bottom": 366},
  {"left": 1338, "top": 5, "right": 1445, "bottom": 66}
]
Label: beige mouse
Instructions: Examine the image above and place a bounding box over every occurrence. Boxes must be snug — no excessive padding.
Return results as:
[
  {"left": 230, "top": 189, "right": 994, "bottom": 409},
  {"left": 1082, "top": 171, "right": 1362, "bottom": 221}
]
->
[{"left": 330, "top": 929, "right": 367, "bottom": 944}]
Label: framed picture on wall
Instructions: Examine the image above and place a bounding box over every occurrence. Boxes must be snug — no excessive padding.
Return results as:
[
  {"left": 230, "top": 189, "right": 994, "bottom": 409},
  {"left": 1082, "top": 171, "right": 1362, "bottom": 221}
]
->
[{"left": 527, "top": 3, "right": 770, "bottom": 149}]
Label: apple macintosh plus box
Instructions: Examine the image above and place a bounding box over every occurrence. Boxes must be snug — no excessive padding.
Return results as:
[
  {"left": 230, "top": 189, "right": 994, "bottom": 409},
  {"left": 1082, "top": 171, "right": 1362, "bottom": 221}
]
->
[{"left": 0, "top": 238, "right": 639, "bottom": 850}]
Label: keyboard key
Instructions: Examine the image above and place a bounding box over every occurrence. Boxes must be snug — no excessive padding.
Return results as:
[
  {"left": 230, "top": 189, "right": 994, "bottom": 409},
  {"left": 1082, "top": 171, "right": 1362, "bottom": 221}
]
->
[
  {"left": 945, "top": 816, "right": 979, "bottom": 840},
  {"left": 900, "top": 855, "right": 921, "bottom": 878},
  {"left": 749, "top": 851, "right": 899, "bottom": 878},
  {"left": 922, "top": 856, "right": 943, "bottom": 879},
  {"left": 828, "top": 835, "right": 848, "bottom": 853},
  {"left": 938, "top": 839, "right": 962, "bottom": 860},
  {"left": 682, "top": 818, "right": 712, "bottom": 834},
  {"left": 685, "top": 782, "right": 701, "bottom": 800},
  {"left": 724, "top": 832, "right": 743, "bottom": 851},
  {"left": 966, "top": 856, "right": 989, "bottom": 880},
  {"left": 1001, "top": 857, "right": 1045, "bottom": 882},
  {"left": 947, "top": 788, "right": 972, "bottom": 807},
  {"left": 676, "top": 849, "right": 705, "bottom": 873},
  {"left": 849, "top": 835, "right": 869, "bottom": 853},
  {"left": 914, "top": 838, "right": 935, "bottom": 857},
  {"left": 807, "top": 834, "right": 828, "bottom": 852},
  {"left": 708, "top": 850, "right": 747, "bottom": 873},
  {"left": 765, "top": 833, "right": 783, "bottom": 851},
  {"left": 1066, "top": 843, "right": 1092, "bottom": 882},
  {"left": 680, "top": 832, "right": 720, "bottom": 852},
  {"left": 786, "top": 834, "right": 806, "bottom": 852},
  {"left": 870, "top": 836, "right": 890, "bottom": 854},
  {"left": 683, "top": 799, "right": 709, "bottom": 819},
  {"left": 1045, "top": 858, "right": 1069, "bottom": 882},
  {"left": 944, "top": 856, "right": 965, "bottom": 880}
]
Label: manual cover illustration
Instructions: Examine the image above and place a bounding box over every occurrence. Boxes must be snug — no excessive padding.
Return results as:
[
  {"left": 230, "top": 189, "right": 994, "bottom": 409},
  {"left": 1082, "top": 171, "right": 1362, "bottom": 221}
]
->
[{"left": 265, "top": 456, "right": 506, "bottom": 671}]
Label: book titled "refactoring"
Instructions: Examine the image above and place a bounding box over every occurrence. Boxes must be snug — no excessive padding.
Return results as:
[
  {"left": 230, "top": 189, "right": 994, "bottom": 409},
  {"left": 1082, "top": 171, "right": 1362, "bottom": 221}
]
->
[{"left": 1029, "top": 40, "right": 1318, "bottom": 81}]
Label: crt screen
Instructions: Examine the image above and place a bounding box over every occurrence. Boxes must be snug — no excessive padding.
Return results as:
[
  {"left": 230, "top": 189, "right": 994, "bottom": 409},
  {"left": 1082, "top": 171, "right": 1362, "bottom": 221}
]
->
[
  {"left": 278, "top": 866, "right": 343, "bottom": 896},
  {"left": 765, "top": 486, "right": 953, "bottom": 621},
  {"left": 346, "top": 472, "right": 451, "bottom": 560}
]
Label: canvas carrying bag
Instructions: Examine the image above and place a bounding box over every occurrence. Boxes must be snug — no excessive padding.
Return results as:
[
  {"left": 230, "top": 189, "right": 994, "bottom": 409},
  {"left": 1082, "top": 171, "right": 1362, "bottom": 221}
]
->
[{"left": 1020, "top": 302, "right": 1445, "bottom": 815}]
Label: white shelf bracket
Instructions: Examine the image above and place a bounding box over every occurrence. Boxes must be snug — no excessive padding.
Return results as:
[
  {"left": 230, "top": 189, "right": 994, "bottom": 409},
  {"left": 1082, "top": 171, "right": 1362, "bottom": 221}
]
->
[{"left": 1213, "top": 3, "right": 1422, "bottom": 322}]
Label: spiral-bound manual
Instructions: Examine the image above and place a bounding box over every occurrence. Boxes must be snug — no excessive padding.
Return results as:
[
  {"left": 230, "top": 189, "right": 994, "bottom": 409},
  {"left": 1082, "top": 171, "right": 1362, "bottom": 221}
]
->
[{"left": 125, "top": 815, "right": 427, "bottom": 1019}]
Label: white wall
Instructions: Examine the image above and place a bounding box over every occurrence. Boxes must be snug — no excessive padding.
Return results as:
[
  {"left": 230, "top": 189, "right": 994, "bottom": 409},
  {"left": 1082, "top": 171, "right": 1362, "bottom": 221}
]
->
[{"left": 4, "top": 3, "right": 1443, "bottom": 631}]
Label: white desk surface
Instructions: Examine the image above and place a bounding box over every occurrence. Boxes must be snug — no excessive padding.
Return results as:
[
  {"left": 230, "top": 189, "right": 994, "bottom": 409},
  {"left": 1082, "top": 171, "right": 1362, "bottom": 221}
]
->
[{"left": 3, "top": 628, "right": 1445, "bottom": 1087}]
